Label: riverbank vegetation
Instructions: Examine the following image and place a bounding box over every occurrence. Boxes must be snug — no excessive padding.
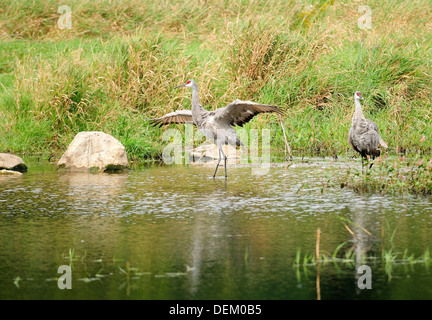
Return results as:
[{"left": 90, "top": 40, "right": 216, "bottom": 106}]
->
[
  {"left": 1, "top": 0, "right": 431, "bottom": 163},
  {"left": 344, "top": 154, "right": 432, "bottom": 196}
]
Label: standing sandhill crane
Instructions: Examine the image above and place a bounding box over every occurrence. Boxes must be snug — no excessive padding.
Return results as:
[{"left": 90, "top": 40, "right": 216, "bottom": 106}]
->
[
  {"left": 348, "top": 91, "right": 388, "bottom": 172},
  {"left": 149, "top": 79, "right": 284, "bottom": 178}
]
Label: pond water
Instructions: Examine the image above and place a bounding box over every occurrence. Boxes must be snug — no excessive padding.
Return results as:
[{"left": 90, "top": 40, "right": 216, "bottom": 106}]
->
[{"left": 0, "top": 158, "right": 431, "bottom": 300}]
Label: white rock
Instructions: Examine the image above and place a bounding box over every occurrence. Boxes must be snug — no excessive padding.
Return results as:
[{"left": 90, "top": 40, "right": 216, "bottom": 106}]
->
[
  {"left": 0, "top": 153, "right": 27, "bottom": 172},
  {"left": 58, "top": 131, "right": 128, "bottom": 172}
]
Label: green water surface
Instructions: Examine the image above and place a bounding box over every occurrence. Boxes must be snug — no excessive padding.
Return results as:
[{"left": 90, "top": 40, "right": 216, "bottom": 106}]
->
[{"left": 0, "top": 159, "right": 431, "bottom": 300}]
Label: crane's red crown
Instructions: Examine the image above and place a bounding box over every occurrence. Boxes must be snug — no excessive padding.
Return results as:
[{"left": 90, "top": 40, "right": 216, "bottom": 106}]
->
[
  {"left": 356, "top": 92, "right": 361, "bottom": 96},
  {"left": 186, "top": 80, "right": 191, "bottom": 84}
]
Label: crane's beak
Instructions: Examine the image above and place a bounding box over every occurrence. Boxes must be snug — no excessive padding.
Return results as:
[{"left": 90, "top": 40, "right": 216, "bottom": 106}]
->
[
  {"left": 360, "top": 96, "right": 364, "bottom": 100},
  {"left": 174, "top": 83, "right": 186, "bottom": 89}
]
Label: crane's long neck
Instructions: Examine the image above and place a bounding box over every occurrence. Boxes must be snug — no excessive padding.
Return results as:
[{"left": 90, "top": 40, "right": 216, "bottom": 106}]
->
[
  {"left": 353, "top": 99, "right": 366, "bottom": 123},
  {"left": 191, "top": 84, "right": 205, "bottom": 116}
]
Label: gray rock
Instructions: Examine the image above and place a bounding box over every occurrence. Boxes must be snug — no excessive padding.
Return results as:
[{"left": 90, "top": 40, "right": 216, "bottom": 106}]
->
[
  {"left": 0, "top": 153, "right": 28, "bottom": 172},
  {"left": 189, "top": 143, "right": 241, "bottom": 165},
  {"left": 58, "top": 131, "right": 129, "bottom": 172},
  {"left": 0, "top": 169, "right": 23, "bottom": 175}
]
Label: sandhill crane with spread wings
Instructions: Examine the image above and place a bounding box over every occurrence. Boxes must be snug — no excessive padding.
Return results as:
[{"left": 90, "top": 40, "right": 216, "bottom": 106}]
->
[
  {"left": 149, "top": 79, "right": 284, "bottom": 178},
  {"left": 348, "top": 91, "right": 388, "bottom": 172}
]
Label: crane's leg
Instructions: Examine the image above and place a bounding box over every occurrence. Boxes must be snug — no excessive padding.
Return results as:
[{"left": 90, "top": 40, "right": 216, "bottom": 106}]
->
[
  {"left": 213, "top": 147, "right": 222, "bottom": 178},
  {"left": 365, "top": 155, "right": 373, "bottom": 174},
  {"left": 220, "top": 147, "right": 227, "bottom": 178}
]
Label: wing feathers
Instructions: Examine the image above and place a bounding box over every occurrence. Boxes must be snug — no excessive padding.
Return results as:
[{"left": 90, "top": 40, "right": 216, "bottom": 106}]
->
[
  {"left": 148, "top": 100, "right": 284, "bottom": 129},
  {"left": 378, "top": 138, "right": 388, "bottom": 149},
  {"left": 148, "top": 110, "right": 194, "bottom": 127},
  {"left": 215, "top": 100, "right": 284, "bottom": 127}
]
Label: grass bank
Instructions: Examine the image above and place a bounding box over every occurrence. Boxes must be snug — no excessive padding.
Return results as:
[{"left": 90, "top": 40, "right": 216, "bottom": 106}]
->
[
  {"left": 343, "top": 154, "right": 432, "bottom": 196},
  {"left": 0, "top": 0, "right": 431, "bottom": 162}
]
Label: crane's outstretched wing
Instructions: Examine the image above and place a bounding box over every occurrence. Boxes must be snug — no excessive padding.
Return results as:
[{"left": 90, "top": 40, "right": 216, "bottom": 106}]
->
[
  {"left": 213, "top": 99, "right": 284, "bottom": 127},
  {"left": 148, "top": 110, "right": 195, "bottom": 127}
]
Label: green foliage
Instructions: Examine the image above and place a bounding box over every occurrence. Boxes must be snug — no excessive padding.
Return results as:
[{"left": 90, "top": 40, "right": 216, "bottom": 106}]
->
[
  {"left": 344, "top": 154, "right": 432, "bottom": 196},
  {"left": 0, "top": 0, "right": 431, "bottom": 161}
]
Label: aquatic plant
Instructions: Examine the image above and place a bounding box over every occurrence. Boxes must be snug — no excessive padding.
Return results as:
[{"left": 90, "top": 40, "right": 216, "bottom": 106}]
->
[
  {"left": 294, "top": 225, "right": 431, "bottom": 284},
  {"left": 295, "top": 242, "right": 431, "bottom": 278}
]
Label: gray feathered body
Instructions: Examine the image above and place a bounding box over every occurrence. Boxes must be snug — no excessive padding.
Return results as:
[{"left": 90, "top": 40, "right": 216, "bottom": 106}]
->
[
  {"left": 197, "top": 110, "right": 243, "bottom": 148},
  {"left": 349, "top": 118, "right": 382, "bottom": 159},
  {"left": 348, "top": 99, "right": 387, "bottom": 160}
]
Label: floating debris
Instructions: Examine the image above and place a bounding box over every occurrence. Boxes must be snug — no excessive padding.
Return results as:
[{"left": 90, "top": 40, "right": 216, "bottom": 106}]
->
[
  {"left": 13, "top": 276, "right": 21, "bottom": 288},
  {"left": 78, "top": 277, "right": 102, "bottom": 283},
  {"left": 155, "top": 272, "right": 187, "bottom": 278}
]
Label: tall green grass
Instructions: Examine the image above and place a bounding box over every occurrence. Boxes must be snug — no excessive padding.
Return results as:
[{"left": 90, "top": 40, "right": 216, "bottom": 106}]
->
[{"left": 0, "top": 0, "right": 431, "bottom": 160}]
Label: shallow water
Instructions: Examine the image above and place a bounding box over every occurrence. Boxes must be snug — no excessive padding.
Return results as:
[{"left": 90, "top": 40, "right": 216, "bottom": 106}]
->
[{"left": 0, "top": 159, "right": 431, "bottom": 300}]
